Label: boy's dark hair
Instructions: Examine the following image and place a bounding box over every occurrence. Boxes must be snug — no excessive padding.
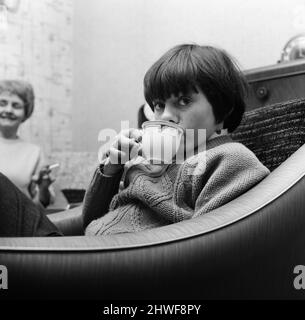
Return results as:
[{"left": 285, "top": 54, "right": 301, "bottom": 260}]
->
[{"left": 144, "top": 44, "right": 248, "bottom": 132}]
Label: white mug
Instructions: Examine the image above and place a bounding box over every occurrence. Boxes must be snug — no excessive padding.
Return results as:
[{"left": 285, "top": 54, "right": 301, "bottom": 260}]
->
[{"left": 141, "top": 120, "right": 184, "bottom": 164}]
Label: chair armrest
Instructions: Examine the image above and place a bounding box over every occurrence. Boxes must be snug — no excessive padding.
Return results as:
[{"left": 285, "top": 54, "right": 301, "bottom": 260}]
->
[{"left": 48, "top": 205, "right": 84, "bottom": 236}]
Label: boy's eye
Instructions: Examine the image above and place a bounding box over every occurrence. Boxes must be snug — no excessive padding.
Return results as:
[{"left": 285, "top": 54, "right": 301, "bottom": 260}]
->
[{"left": 178, "top": 96, "right": 191, "bottom": 106}]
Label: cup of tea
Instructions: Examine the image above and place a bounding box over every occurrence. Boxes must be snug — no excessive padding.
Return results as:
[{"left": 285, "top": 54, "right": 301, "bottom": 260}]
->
[{"left": 141, "top": 120, "right": 184, "bottom": 164}]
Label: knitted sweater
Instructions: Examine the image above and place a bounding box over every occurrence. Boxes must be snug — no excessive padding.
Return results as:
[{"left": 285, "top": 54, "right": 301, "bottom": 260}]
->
[{"left": 84, "top": 135, "right": 270, "bottom": 236}]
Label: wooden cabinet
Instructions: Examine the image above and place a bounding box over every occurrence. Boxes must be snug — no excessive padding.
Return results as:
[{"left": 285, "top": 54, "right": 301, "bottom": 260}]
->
[{"left": 244, "top": 60, "right": 305, "bottom": 110}]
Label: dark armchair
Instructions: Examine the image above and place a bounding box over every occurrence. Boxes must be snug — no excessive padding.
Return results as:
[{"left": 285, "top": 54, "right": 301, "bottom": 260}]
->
[{"left": 1, "top": 99, "right": 305, "bottom": 299}]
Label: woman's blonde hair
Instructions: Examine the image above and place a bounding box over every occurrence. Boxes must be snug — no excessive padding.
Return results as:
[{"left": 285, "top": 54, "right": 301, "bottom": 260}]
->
[{"left": 0, "top": 80, "right": 35, "bottom": 121}]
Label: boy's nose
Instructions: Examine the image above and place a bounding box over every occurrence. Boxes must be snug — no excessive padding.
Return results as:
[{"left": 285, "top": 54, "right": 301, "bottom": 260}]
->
[{"left": 160, "top": 106, "right": 179, "bottom": 123}]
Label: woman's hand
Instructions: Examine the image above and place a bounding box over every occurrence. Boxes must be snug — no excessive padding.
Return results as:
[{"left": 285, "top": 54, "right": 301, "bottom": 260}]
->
[
  {"left": 103, "top": 129, "right": 142, "bottom": 176},
  {"left": 31, "top": 166, "right": 55, "bottom": 207},
  {"left": 32, "top": 165, "right": 55, "bottom": 187}
]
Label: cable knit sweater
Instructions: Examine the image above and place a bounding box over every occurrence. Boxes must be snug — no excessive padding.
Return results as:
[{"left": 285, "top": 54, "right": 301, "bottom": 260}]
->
[{"left": 83, "top": 135, "right": 270, "bottom": 236}]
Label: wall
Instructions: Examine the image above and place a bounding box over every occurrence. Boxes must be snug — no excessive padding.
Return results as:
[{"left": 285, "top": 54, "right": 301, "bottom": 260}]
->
[
  {"left": 1, "top": 0, "right": 304, "bottom": 155},
  {"left": 0, "top": 0, "right": 73, "bottom": 155},
  {"left": 1, "top": 0, "right": 305, "bottom": 188},
  {"left": 73, "top": 0, "right": 305, "bottom": 152}
]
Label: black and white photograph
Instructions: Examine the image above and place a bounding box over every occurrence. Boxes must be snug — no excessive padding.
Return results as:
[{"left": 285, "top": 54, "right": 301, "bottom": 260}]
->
[{"left": 0, "top": 0, "right": 305, "bottom": 313}]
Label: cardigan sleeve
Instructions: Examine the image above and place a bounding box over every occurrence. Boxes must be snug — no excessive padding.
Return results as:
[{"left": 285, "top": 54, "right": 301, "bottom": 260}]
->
[
  {"left": 192, "top": 143, "right": 270, "bottom": 217},
  {"left": 173, "top": 143, "right": 270, "bottom": 220},
  {"left": 82, "top": 165, "right": 123, "bottom": 229}
]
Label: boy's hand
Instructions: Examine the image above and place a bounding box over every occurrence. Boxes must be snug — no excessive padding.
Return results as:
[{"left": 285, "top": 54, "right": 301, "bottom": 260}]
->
[{"left": 103, "top": 129, "right": 142, "bottom": 176}]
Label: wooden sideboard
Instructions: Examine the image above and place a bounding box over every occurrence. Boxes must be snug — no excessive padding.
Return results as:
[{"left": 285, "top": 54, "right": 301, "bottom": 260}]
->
[{"left": 244, "top": 59, "right": 305, "bottom": 110}]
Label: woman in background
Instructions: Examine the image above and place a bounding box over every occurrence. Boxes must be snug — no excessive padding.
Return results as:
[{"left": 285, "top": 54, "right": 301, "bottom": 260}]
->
[{"left": 0, "top": 80, "right": 54, "bottom": 207}]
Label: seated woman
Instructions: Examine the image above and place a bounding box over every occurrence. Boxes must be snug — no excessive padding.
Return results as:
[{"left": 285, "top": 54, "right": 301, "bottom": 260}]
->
[
  {"left": 0, "top": 80, "right": 55, "bottom": 208},
  {"left": 0, "top": 44, "right": 270, "bottom": 237}
]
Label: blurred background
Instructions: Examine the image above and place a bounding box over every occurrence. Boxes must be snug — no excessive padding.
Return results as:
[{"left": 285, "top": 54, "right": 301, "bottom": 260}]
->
[{"left": 0, "top": 0, "right": 304, "bottom": 189}]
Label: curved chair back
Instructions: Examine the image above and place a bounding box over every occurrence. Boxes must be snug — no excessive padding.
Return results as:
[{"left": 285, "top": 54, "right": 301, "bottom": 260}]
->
[{"left": 231, "top": 98, "right": 305, "bottom": 171}]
